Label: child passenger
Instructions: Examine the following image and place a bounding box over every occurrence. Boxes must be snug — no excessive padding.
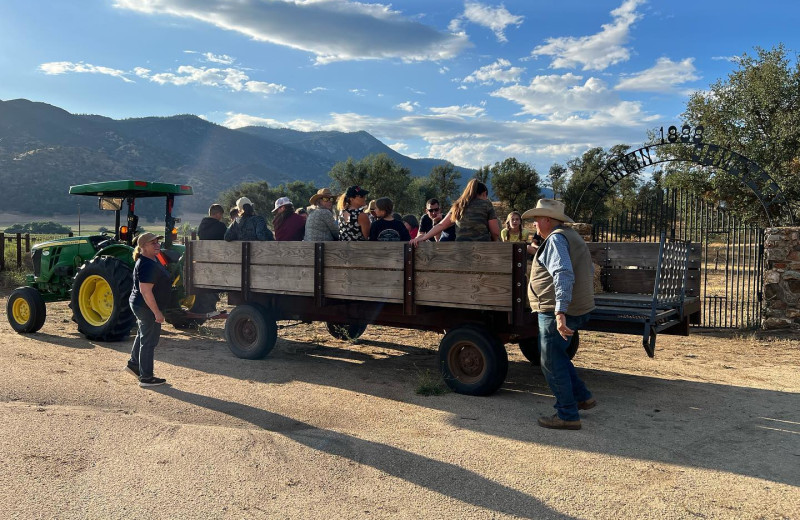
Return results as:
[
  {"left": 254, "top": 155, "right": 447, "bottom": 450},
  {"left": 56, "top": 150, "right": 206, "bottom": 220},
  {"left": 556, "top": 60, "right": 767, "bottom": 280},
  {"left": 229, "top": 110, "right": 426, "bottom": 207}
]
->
[{"left": 369, "top": 197, "right": 411, "bottom": 242}]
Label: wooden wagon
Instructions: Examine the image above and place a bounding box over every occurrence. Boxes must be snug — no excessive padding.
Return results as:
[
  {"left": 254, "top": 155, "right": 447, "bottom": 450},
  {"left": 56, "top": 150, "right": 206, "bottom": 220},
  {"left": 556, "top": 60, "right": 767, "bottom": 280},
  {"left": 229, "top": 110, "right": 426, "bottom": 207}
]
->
[{"left": 184, "top": 236, "right": 699, "bottom": 396}]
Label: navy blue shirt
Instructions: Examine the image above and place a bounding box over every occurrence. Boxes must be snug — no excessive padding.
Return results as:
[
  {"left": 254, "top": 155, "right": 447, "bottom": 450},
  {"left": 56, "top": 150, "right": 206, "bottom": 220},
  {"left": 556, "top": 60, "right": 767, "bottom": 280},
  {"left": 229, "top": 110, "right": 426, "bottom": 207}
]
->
[{"left": 130, "top": 256, "right": 172, "bottom": 310}]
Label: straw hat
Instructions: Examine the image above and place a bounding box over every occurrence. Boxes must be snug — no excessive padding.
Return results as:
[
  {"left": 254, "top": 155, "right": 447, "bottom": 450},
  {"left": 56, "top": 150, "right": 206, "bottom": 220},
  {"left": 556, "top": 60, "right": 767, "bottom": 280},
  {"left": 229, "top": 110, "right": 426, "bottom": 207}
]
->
[
  {"left": 309, "top": 188, "right": 338, "bottom": 205},
  {"left": 521, "top": 199, "right": 574, "bottom": 223}
]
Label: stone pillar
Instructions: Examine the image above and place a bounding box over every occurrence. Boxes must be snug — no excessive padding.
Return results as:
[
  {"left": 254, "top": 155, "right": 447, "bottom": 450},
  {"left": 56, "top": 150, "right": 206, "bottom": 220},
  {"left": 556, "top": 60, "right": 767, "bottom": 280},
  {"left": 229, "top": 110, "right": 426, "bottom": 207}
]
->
[{"left": 762, "top": 227, "right": 800, "bottom": 330}]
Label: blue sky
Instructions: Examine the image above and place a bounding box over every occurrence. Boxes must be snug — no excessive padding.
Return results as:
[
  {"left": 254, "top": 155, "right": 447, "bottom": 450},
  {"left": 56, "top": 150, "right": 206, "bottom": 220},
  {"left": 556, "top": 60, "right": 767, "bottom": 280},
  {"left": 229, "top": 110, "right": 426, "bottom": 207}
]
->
[{"left": 1, "top": 0, "right": 798, "bottom": 174}]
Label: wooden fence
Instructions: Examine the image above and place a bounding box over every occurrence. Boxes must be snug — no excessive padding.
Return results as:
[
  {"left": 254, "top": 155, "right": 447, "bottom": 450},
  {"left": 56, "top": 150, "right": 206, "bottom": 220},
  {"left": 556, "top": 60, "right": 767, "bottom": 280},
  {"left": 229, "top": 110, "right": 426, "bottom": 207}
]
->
[{"left": 0, "top": 232, "right": 74, "bottom": 271}]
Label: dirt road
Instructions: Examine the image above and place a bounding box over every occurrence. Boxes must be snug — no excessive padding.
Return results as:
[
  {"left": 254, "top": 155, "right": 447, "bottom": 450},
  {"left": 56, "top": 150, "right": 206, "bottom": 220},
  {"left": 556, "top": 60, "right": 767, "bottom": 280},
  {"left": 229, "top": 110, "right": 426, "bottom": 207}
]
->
[{"left": 1, "top": 298, "right": 798, "bottom": 519}]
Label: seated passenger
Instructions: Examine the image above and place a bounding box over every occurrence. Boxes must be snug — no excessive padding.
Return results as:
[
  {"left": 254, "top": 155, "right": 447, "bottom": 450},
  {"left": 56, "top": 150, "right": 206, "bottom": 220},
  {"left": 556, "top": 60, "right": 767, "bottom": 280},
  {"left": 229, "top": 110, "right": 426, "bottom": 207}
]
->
[
  {"left": 411, "top": 179, "right": 499, "bottom": 244},
  {"left": 303, "top": 188, "right": 339, "bottom": 241},
  {"left": 338, "top": 186, "right": 370, "bottom": 241},
  {"left": 272, "top": 196, "right": 306, "bottom": 241},
  {"left": 225, "top": 197, "right": 274, "bottom": 241},
  {"left": 369, "top": 197, "right": 411, "bottom": 242},
  {"left": 401, "top": 214, "right": 419, "bottom": 239},
  {"left": 198, "top": 204, "right": 226, "bottom": 240}
]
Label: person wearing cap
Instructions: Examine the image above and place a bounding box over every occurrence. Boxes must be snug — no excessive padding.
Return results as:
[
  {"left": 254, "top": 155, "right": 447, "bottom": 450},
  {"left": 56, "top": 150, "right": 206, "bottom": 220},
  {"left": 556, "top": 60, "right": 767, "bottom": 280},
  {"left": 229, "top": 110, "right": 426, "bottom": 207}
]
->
[
  {"left": 303, "top": 188, "right": 339, "bottom": 241},
  {"left": 410, "top": 179, "right": 499, "bottom": 244},
  {"left": 523, "top": 199, "right": 596, "bottom": 430},
  {"left": 225, "top": 196, "right": 274, "bottom": 242},
  {"left": 126, "top": 232, "right": 171, "bottom": 387},
  {"left": 272, "top": 196, "right": 306, "bottom": 241},
  {"left": 337, "top": 186, "right": 370, "bottom": 241}
]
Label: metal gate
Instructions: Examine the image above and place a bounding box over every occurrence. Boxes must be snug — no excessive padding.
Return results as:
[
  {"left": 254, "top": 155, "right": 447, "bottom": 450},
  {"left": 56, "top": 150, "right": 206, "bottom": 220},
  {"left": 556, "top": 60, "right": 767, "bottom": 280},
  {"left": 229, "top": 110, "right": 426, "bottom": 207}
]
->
[{"left": 591, "top": 188, "right": 763, "bottom": 329}]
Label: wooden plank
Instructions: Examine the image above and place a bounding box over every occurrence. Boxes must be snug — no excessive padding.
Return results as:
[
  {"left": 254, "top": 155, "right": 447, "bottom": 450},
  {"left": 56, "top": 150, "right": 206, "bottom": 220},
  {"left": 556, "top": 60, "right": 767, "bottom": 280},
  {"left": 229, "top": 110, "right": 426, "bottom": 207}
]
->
[
  {"left": 193, "top": 262, "right": 240, "bottom": 289},
  {"left": 190, "top": 241, "right": 243, "bottom": 263},
  {"left": 324, "top": 241, "right": 405, "bottom": 270},
  {"left": 414, "top": 241, "right": 514, "bottom": 274},
  {"left": 415, "top": 272, "right": 511, "bottom": 310},
  {"left": 249, "top": 241, "right": 315, "bottom": 266},
  {"left": 250, "top": 265, "right": 314, "bottom": 295},
  {"left": 324, "top": 268, "right": 404, "bottom": 302},
  {"left": 605, "top": 269, "right": 656, "bottom": 293}
]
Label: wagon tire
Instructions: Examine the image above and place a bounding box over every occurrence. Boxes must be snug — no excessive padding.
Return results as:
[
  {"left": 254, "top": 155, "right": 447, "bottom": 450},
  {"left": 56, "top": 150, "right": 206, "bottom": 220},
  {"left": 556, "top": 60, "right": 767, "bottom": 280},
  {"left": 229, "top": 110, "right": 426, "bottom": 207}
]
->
[
  {"left": 326, "top": 321, "right": 368, "bottom": 341},
  {"left": 224, "top": 304, "right": 278, "bottom": 360},
  {"left": 518, "top": 330, "right": 580, "bottom": 366},
  {"left": 70, "top": 256, "right": 135, "bottom": 342},
  {"left": 438, "top": 324, "right": 508, "bottom": 396},
  {"left": 7, "top": 287, "right": 47, "bottom": 333}
]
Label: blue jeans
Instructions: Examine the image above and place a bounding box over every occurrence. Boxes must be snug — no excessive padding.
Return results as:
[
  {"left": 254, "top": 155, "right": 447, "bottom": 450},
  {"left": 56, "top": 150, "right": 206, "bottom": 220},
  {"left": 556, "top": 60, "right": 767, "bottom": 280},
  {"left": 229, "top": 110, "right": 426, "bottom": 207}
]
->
[
  {"left": 538, "top": 312, "right": 592, "bottom": 421},
  {"left": 129, "top": 304, "right": 161, "bottom": 380}
]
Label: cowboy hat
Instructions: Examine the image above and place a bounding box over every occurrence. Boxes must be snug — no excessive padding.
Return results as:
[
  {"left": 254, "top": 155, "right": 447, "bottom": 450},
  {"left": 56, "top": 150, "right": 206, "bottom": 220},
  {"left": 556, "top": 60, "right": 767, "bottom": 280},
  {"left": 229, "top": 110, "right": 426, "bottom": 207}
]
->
[
  {"left": 309, "top": 188, "right": 338, "bottom": 205},
  {"left": 521, "top": 199, "right": 574, "bottom": 223}
]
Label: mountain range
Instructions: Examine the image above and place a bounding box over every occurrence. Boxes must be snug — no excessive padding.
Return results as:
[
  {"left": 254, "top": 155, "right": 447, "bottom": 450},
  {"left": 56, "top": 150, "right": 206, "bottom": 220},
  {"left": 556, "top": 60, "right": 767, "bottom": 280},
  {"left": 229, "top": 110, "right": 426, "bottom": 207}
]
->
[{"left": 0, "top": 98, "right": 472, "bottom": 217}]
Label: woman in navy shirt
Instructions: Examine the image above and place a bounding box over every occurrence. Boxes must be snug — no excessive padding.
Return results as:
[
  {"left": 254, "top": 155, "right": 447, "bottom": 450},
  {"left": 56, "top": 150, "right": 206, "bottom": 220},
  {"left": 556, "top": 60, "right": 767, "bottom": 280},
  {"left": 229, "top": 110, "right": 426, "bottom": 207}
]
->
[{"left": 126, "top": 232, "right": 172, "bottom": 387}]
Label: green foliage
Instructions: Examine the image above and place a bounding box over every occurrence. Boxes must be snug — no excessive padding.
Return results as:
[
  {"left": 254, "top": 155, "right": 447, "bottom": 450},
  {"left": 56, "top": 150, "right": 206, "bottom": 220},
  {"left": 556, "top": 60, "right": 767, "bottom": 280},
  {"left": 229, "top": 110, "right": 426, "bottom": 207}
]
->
[
  {"left": 426, "top": 163, "right": 462, "bottom": 209},
  {"left": 681, "top": 44, "right": 800, "bottom": 223},
  {"left": 547, "top": 163, "right": 568, "bottom": 200},
  {"left": 489, "top": 158, "right": 541, "bottom": 213},
  {"left": 217, "top": 180, "right": 319, "bottom": 227},
  {"left": 562, "top": 145, "right": 639, "bottom": 221},
  {"left": 4, "top": 221, "right": 72, "bottom": 234},
  {"left": 474, "top": 165, "right": 491, "bottom": 184},
  {"left": 328, "top": 153, "right": 418, "bottom": 213},
  {"left": 415, "top": 369, "right": 449, "bottom": 396}
]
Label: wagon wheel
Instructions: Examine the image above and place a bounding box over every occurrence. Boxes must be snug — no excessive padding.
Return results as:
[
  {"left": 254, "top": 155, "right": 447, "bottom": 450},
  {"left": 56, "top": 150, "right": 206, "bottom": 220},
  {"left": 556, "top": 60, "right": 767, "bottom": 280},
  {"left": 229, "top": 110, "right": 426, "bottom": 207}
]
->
[
  {"left": 438, "top": 324, "right": 508, "bottom": 396},
  {"left": 224, "top": 304, "right": 278, "bottom": 360},
  {"left": 518, "top": 330, "right": 580, "bottom": 365}
]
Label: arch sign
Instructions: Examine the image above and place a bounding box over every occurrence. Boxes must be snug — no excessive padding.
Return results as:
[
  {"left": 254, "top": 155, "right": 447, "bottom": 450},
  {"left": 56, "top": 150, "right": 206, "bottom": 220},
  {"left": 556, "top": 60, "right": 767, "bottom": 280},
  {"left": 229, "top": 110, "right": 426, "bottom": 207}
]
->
[{"left": 573, "top": 124, "right": 795, "bottom": 226}]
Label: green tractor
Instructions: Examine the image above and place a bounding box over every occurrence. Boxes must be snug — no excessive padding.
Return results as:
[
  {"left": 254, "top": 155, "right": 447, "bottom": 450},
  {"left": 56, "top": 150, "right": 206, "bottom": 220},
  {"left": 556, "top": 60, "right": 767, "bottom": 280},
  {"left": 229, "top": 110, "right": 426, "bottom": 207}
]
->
[{"left": 6, "top": 180, "right": 213, "bottom": 341}]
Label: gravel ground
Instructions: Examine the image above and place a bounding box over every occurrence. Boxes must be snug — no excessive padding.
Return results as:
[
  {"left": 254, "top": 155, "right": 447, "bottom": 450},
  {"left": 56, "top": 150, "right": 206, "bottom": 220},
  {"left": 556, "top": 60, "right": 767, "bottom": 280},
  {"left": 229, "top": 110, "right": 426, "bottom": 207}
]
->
[{"left": 1, "top": 297, "right": 798, "bottom": 519}]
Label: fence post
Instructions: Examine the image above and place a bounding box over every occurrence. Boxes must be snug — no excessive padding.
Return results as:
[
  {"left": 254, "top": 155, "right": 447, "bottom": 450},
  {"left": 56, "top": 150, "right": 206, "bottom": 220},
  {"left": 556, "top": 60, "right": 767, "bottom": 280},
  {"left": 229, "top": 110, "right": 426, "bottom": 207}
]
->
[
  {"left": 16, "top": 233, "right": 22, "bottom": 268},
  {"left": 0, "top": 232, "right": 4, "bottom": 271},
  {"left": 25, "top": 233, "right": 31, "bottom": 253}
]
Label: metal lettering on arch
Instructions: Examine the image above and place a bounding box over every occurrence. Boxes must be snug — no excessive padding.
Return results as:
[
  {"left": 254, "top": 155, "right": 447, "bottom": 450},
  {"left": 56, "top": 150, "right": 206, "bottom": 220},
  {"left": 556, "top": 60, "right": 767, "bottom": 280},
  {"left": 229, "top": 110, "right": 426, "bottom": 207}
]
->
[{"left": 572, "top": 125, "right": 795, "bottom": 226}]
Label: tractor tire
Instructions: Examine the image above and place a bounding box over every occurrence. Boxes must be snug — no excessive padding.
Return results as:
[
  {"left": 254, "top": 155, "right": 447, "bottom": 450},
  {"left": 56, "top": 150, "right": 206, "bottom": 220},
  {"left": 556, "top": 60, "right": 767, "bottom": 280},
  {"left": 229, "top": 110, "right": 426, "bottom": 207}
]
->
[
  {"left": 224, "top": 304, "right": 278, "bottom": 360},
  {"left": 70, "top": 256, "right": 135, "bottom": 342},
  {"left": 167, "top": 292, "right": 218, "bottom": 330},
  {"left": 325, "top": 321, "right": 368, "bottom": 341},
  {"left": 438, "top": 324, "right": 508, "bottom": 396},
  {"left": 7, "top": 287, "right": 47, "bottom": 333},
  {"left": 518, "top": 330, "right": 580, "bottom": 366}
]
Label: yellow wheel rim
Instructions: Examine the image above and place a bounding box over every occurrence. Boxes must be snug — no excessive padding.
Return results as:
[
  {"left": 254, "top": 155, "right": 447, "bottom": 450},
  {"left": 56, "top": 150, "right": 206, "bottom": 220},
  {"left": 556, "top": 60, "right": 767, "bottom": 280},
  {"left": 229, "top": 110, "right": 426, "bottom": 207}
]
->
[
  {"left": 179, "top": 294, "right": 195, "bottom": 311},
  {"left": 78, "top": 275, "right": 114, "bottom": 327},
  {"left": 12, "top": 298, "right": 31, "bottom": 325}
]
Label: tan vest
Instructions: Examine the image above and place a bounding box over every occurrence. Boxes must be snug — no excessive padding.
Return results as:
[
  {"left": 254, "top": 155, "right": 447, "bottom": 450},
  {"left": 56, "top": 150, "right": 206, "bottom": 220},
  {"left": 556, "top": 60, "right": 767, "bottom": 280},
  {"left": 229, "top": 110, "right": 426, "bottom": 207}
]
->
[{"left": 528, "top": 226, "right": 595, "bottom": 315}]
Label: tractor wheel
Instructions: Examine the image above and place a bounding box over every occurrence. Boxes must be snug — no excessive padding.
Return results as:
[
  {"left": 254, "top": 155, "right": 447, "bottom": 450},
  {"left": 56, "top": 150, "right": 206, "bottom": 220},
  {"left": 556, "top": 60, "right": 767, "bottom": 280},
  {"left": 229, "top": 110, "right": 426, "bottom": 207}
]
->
[
  {"left": 7, "top": 287, "right": 47, "bottom": 333},
  {"left": 167, "top": 292, "right": 218, "bottom": 330},
  {"left": 224, "top": 304, "right": 278, "bottom": 360},
  {"left": 518, "top": 330, "right": 580, "bottom": 366},
  {"left": 325, "top": 321, "right": 368, "bottom": 341},
  {"left": 438, "top": 324, "right": 508, "bottom": 396},
  {"left": 70, "top": 256, "right": 135, "bottom": 342}
]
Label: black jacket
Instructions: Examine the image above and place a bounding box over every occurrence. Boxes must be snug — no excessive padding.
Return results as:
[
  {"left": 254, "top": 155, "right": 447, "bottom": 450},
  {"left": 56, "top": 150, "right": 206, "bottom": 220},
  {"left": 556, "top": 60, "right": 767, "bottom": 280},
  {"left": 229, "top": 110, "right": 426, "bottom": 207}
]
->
[{"left": 198, "top": 217, "right": 226, "bottom": 240}]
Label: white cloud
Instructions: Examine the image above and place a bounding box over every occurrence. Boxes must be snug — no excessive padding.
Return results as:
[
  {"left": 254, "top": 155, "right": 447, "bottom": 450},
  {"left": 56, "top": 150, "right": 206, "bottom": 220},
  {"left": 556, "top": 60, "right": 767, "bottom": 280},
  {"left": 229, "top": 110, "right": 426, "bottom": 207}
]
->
[
  {"left": 184, "top": 50, "right": 236, "bottom": 64},
  {"left": 388, "top": 142, "right": 409, "bottom": 152},
  {"left": 38, "top": 61, "right": 133, "bottom": 83},
  {"left": 349, "top": 88, "right": 367, "bottom": 96},
  {"left": 428, "top": 105, "right": 486, "bottom": 118},
  {"left": 395, "top": 101, "right": 419, "bottom": 112},
  {"left": 451, "top": 2, "right": 524, "bottom": 43},
  {"left": 462, "top": 58, "right": 524, "bottom": 85},
  {"left": 615, "top": 57, "right": 699, "bottom": 92},
  {"left": 305, "top": 86, "right": 328, "bottom": 94},
  {"left": 491, "top": 73, "right": 622, "bottom": 117},
  {"left": 114, "top": 0, "right": 470, "bottom": 64},
  {"left": 531, "top": 0, "right": 644, "bottom": 71},
  {"left": 439, "top": 66, "right": 449, "bottom": 74},
  {"left": 135, "top": 65, "right": 285, "bottom": 94}
]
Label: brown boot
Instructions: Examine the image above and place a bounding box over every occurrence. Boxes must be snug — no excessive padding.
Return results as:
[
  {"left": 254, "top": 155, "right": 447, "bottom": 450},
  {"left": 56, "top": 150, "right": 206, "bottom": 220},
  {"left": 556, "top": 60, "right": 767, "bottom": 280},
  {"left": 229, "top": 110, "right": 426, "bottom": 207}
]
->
[
  {"left": 578, "top": 398, "right": 597, "bottom": 410},
  {"left": 538, "top": 414, "right": 581, "bottom": 430}
]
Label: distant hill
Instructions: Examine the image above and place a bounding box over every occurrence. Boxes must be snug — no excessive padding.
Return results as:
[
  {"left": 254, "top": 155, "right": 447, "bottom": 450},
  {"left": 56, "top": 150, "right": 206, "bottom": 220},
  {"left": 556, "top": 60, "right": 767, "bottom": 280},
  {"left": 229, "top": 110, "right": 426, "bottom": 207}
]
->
[{"left": 0, "top": 98, "right": 473, "bottom": 218}]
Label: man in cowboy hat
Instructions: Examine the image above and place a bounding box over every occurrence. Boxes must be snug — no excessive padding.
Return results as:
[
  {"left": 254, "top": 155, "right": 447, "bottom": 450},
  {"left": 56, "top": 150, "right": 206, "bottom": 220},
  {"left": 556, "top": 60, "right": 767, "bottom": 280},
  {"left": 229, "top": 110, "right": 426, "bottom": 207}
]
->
[
  {"left": 303, "top": 188, "right": 339, "bottom": 241},
  {"left": 522, "top": 199, "right": 596, "bottom": 430}
]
